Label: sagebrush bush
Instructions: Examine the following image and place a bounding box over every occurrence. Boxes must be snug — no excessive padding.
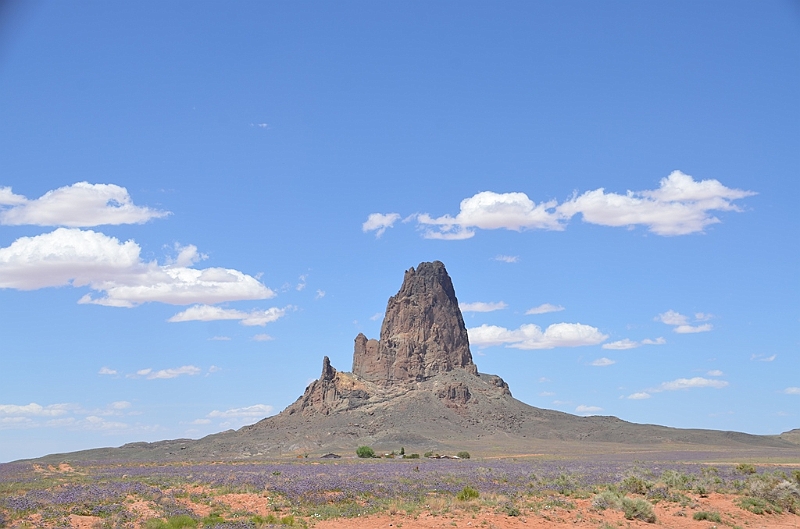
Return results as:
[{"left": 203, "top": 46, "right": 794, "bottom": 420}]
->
[
  {"left": 621, "top": 475, "right": 651, "bottom": 495},
  {"left": 456, "top": 451, "right": 471, "bottom": 459},
  {"left": 621, "top": 497, "right": 656, "bottom": 523},
  {"left": 693, "top": 511, "right": 722, "bottom": 522},
  {"left": 456, "top": 486, "right": 479, "bottom": 501},
  {"left": 592, "top": 490, "right": 622, "bottom": 510}
]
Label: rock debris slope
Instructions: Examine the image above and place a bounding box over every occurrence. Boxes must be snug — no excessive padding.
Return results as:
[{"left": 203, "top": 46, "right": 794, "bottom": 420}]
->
[{"left": 30, "top": 261, "right": 799, "bottom": 463}]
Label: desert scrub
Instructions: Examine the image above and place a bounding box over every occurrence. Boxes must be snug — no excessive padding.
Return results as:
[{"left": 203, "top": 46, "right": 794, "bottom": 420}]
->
[
  {"left": 737, "top": 496, "right": 780, "bottom": 515},
  {"left": 620, "top": 475, "right": 651, "bottom": 495},
  {"left": 143, "top": 515, "right": 198, "bottom": 529},
  {"left": 591, "top": 490, "right": 623, "bottom": 511},
  {"left": 736, "top": 463, "right": 757, "bottom": 475},
  {"left": 693, "top": 511, "right": 722, "bottom": 522},
  {"left": 456, "top": 451, "right": 471, "bottom": 459},
  {"left": 621, "top": 497, "right": 656, "bottom": 523},
  {"left": 456, "top": 486, "right": 480, "bottom": 501}
]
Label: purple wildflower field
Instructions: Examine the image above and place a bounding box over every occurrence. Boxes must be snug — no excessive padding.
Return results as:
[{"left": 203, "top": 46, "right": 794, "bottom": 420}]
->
[{"left": 1, "top": 458, "right": 799, "bottom": 528}]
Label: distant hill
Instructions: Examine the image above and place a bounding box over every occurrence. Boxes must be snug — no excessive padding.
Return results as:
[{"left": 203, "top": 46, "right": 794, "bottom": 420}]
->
[{"left": 27, "top": 261, "right": 799, "bottom": 464}]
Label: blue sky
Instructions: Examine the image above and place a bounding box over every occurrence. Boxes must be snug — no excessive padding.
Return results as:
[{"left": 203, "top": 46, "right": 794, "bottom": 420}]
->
[{"left": 0, "top": 1, "right": 798, "bottom": 462}]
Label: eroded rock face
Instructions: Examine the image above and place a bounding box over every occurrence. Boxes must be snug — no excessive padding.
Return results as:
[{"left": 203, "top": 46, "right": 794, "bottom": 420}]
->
[
  {"left": 286, "top": 356, "right": 371, "bottom": 416},
  {"left": 352, "top": 261, "right": 478, "bottom": 385}
]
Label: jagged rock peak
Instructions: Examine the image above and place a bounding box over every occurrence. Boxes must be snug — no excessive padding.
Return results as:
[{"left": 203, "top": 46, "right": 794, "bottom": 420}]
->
[
  {"left": 353, "top": 260, "right": 478, "bottom": 385},
  {"left": 321, "top": 356, "right": 336, "bottom": 381}
]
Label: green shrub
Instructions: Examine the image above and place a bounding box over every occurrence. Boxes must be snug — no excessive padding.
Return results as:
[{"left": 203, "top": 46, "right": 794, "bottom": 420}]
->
[
  {"left": 592, "top": 490, "right": 623, "bottom": 510},
  {"left": 406, "top": 453, "right": 420, "bottom": 459},
  {"left": 143, "top": 516, "right": 198, "bottom": 529},
  {"left": 399, "top": 447, "right": 405, "bottom": 455},
  {"left": 424, "top": 451, "right": 434, "bottom": 458},
  {"left": 693, "top": 511, "right": 722, "bottom": 522},
  {"left": 252, "top": 514, "right": 279, "bottom": 524},
  {"left": 793, "top": 470, "right": 800, "bottom": 485},
  {"left": 456, "top": 451, "right": 471, "bottom": 459},
  {"left": 737, "top": 496, "right": 780, "bottom": 515},
  {"left": 621, "top": 475, "right": 651, "bottom": 495},
  {"left": 280, "top": 514, "right": 295, "bottom": 526},
  {"left": 456, "top": 486, "right": 480, "bottom": 501},
  {"left": 621, "top": 497, "right": 656, "bottom": 523},
  {"left": 356, "top": 445, "right": 375, "bottom": 458},
  {"left": 736, "top": 463, "right": 757, "bottom": 475},
  {"left": 661, "top": 469, "right": 693, "bottom": 490},
  {"left": 201, "top": 512, "right": 224, "bottom": 525}
]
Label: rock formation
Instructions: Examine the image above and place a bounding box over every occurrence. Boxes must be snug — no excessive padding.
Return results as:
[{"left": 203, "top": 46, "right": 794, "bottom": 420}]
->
[{"left": 352, "top": 261, "right": 478, "bottom": 385}]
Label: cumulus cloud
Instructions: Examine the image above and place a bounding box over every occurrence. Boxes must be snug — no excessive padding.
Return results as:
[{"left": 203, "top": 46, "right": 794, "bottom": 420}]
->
[
  {"left": 783, "top": 387, "right": 800, "bottom": 395},
  {"left": 627, "top": 392, "right": 652, "bottom": 400},
  {"left": 0, "top": 228, "right": 274, "bottom": 307},
  {"left": 460, "top": 301, "right": 507, "bottom": 313},
  {"left": 575, "top": 405, "right": 602, "bottom": 414},
  {"left": 168, "top": 305, "right": 287, "bottom": 326},
  {"left": 135, "top": 365, "right": 201, "bottom": 380},
  {"left": 362, "top": 213, "right": 400, "bottom": 237},
  {"left": 657, "top": 377, "right": 728, "bottom": 391},
  {"left": 0, "top": 182, "right": 169, "bottom": 227},
  {"left": 0, "top": 403, "right": 71, "bottom": 417},
  {"left": 368, "top": 172, "right": 754, "bottom": 239},
  {"left": 252, "top": 334, "right": 274, "bottom": 342},
  {"left": 416, "top": 191, "right": 562, "bottom": 239},
  {"left": 602, "top": 337, "right": 666, "bottom": 350},
  {"left": 656, "top": 310, "right": 712, "bottom": 334},
  {"left": 525, "top": 303, "right": 565, "bottom": 315},
  {"left": 468, "top": 322, "right": 608, "bottom": 350},
  {"left": 591, "top": 357, "right": 615, "bottom": 367},
  {"left": 98, "top": 367, "right": 118, "bottom": 375},
  {"left": 557, "top": 171, "right": 755, "bottom": 236},
  {"left": 494, "top": 255, "right": 519, "bottom": 263},
  {"left": 206, "top": 404, "right": 274, "bottom": 419}
]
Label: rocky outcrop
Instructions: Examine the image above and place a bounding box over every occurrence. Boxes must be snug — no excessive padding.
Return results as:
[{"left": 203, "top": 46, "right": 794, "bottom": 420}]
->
[
  {"left": 285, "top": 356, "right": 371, "bottom": 416},
  {"left": 352, "top": 261, "right": 478, "bottom": 385}
]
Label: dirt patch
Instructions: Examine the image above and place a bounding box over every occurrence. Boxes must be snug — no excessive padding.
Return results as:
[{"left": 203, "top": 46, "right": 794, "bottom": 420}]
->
[
  {"left": 68, "top": 514, "right": 102, "bottom": 528},
  {"left": 314, "top": 494, "right": 800, "bottom": 529}
]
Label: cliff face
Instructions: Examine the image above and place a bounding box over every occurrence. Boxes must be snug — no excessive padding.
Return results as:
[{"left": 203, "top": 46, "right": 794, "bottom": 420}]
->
[{"left": 352, "top": 261, "right": 478, "bottom": 385}]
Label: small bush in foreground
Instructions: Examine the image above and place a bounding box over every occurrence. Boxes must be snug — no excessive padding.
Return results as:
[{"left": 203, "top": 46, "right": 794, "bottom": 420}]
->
[
  {"left": 693, "top": 511, "right": 722, "bottom": 522},
  {"left": 143, "top": 515, "right": 198, "bottom": 529},
  {"left": 456, "top": 486, "right": 479, "bottom": 501},
  {"left": 592, "top": 490, "right": 623, "bottom": 511},
  {"left": 456, "top": 451, "right": 471, "bottom": 459},
  {"left": 736, "top": 463, "right": 757, "bottom": 475},
  {"left": 621, "top": 497, "right": 656, "bottom": 523},
  {"left": 737, "top": 496, "right": 780, "bottom": 515},
  {"left": 356, "top": 446, "right": 375, "bottom": 458}
]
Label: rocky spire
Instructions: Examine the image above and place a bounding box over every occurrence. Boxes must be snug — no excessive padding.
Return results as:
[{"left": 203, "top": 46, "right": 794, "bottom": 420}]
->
[{"left": 352, "top": 261, "right": 478, "bottom": 385}]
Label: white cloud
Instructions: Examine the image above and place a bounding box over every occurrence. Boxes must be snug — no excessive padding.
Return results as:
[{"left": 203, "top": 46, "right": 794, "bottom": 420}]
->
[
  {"left": 657, "top": 310, "right": 688, "bottom": 326},
  {"left": 209, "top": 336, "right": 231, "bottom": 341},
  {"left": 658, "top": 377, "right": 729, "bottom": 391},
  {"left": 460, "top": 301, "right": 507, "bottom": 313},
  {"left": 136, "top": 365, "right": 201, "bottom": 380},
  {"left": 557, "top": 171, "right": 755, "bottom": 236},
  {"left": 576, "top": 405, "right": 602, "bottom": 414},
  {"left": 751, "top": 354, "right": 777, "bottom": 362},
  {"left": 315, "top": 289, "right": 326, "bottom": 299},
  {"left": 493, "top": 255, "right": 519, "bottom": 263},
  {"left": 525, "top": 303, "right": 565, "bottom": 315},
  {"left": 377, "top": 172, "right": 754, "bottom": 239},
  {"left": 252, "top": 333, "right": 274, "bottom": 342},
  {"left": 674, "top": 324, "right": 713, "bottom": 334},
  {"left": 657, "top": 310, "right": 712, "bottom": 334},
  {"left": 0, "top": 403, "right": 71, "bottom": 417},
  {"left": 207, "top": 404, "right": 274, "bottom": 419},
  {"left": 362, "top": 213, "right": 401, "bottom": 237},
  {"left": 627, "top": 392, "right": 651, "bottom": 400},
  {"left": 296, "top": 275, "right": 306, "bottom": 291},
  {"left": 98, "top": 367, "right": 117, "bottom": 375},
  {"left": 416, "top": 191, "right": 562, "bottom": 239},
  {"left": 0, "top": 228, "right": 274, "bottom": 307},
  {"left": 370, "top": 312, "right": 383, "bottom": 321},
  {"left": 707, "top": 370, "right": 724, "bottom": 377},
  {"left": 468, "top": 322, "right": 608, "bottom": 350},
  {"left": 783, "top": 387, "right": 800, "bottom": 395},
  {"left": 167, "top": 305, "right": 287, "bottom": 327},
  {"left": 603, "top": 337, "right": 666, "bottom": 350},
  {"left": 0, "top": 182, "right": 169, "bottom": 227},
  {"left": 591, "top": 357, "right": 616, "bottom": 367},
  {"left": 539, "top": 391, "right": 555, "bottom": 396}
]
